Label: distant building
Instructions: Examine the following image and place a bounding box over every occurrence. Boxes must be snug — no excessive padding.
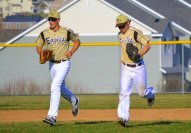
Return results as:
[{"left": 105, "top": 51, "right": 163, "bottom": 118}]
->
[
  {"left": 32, "top": 0, "right": 56, "bottom": 14},
  {"left": 32, "top": 0, "right": 73, "bottom": 14},
  {"left": 2, "top": 15, "right": 42, "bottom": 30},
  {"left": 160, "top": 22, "right": 191, "bottom": 92},
  {"left": 0, "top": 0, "right": 33, "bottom": 19},
  {"left": 32, "top": 0, "right": 51, "bottom": 14},
  {"left": 49, "top": 0, "right": 74, "bottom": 11}
]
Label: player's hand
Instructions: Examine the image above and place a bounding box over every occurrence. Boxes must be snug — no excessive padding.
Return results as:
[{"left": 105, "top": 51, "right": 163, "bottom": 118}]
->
[{"left": 65, "top": 51, "right": 73, "bottom": 58}]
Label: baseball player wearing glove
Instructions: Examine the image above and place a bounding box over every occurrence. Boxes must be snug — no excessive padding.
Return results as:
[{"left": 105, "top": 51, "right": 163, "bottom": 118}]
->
[
  {"left": 35, "top": 10, "right": 80, "bottom": 126},
  {"left": 115, "top": 14, "right": 155, "bottom": 127},
  {"left": 39, "top": 46, "right": 53, "bottom": 64}
]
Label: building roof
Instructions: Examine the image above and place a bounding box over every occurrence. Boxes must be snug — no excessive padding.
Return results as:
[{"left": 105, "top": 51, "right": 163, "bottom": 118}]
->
[
  {"left": 4, "top": 15, "right": 43, "bottom": 22},
  {"left": 105, "top": 0, "right": 191, "bottom": 35}
]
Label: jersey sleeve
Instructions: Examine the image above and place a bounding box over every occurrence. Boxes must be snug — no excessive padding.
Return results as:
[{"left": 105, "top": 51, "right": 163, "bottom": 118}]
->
[
  {"left": 35, "top": 33, "right": 44, "bottom": 47},
  {"left": 137, "top": 30, "right": 150, "bottom": 46},
  {"left": 69, "top": 29, "right": 79, "bottom": 42}
]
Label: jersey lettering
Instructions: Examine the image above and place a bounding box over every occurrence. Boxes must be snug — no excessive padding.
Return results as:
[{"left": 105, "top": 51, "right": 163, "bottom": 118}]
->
[
  {"left": 119, "top": 37, "right": 134, "bottom": 44},
  {"left": 46, "top": 37, "right": 66, "bottom": 44},
  {"left": 126, "top": 37, "right": 133, "bottom": 43}
]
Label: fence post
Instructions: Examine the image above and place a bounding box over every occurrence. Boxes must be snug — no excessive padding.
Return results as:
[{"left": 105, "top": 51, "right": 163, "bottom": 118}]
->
[{"left": 182, "top": 42, "right": 185, "bottom": 94}]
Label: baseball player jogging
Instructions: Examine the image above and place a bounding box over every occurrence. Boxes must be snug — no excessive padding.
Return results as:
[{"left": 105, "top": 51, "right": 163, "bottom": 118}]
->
[
  {"left": 115, "top": 14, "right": 155, "bottom": 127},
  {"left": 35, "top": 10, "right": 81, "bottom": 126}
]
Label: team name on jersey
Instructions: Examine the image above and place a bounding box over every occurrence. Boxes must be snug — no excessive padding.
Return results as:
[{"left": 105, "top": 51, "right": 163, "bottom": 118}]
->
[
  {"left": 119, "top": 37, "right": 134, "bottom": 44},
  {"left": 46, "top": 37, "right": 66, "bottom": 44}
]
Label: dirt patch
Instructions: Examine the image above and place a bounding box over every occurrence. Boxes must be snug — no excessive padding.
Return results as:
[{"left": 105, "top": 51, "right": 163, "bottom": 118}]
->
[{"left": 0, "top": 109, "right": 191, "bottom": 122}]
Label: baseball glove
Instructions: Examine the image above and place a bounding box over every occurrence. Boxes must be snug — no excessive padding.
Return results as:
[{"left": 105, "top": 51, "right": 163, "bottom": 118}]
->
[
  {"left": 126, "top": 43, "right": 141, "bottom": 63},
  {"left": 40, "top": 49, "right": 53, "bottom": 64}
]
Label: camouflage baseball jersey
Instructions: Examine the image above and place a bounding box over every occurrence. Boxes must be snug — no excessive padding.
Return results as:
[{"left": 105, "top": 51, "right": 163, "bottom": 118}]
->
[
  {"left": 118, "top": 26, "right": 150, "bottom": 64},
  {"left": 35, "top": 27, "right": 79, "bottom": 60}
]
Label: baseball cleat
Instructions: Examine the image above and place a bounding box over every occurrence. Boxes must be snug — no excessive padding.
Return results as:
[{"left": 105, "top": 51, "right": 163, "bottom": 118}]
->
[
  {"left": 148, "top": 95, "right": 155, "bottom": 107},
  {"left": 72, "top": 97, "right": 79, "bottom": 117},
  {"left": 43, "top": 117, "right": 56, "bottom": 126},
  {"left": 118, "top": 118, "right": 128, "bottom": 127}
]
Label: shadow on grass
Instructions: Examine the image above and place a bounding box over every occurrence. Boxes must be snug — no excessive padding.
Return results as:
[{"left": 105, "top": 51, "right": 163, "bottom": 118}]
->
[
  {"left": 127, "top": 121, "right": 182, "bottom": 128},
  {"left": 54, "top": 121, "right": 181, "bottom": 127},
  {"left": 54, "top": 121, "right": 113, "bottom": 127},
  {"left": 75, "top": 121, "right": 113, "bottom": 125}
]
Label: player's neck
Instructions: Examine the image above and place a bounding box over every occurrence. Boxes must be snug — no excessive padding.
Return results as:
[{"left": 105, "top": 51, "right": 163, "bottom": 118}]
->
[{"left": 51, "top": 25, "right": 61, "bottom": 32}]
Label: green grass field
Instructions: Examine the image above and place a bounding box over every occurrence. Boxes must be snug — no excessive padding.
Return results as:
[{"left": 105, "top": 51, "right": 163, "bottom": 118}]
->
[
  {"left": 0, "top": 121, "right": 191, "bottom": 133},
  {"left": 0, "top": 94, "right": 191, "bottom": 110},
  {"left": 0, "top": 94, "right": 191, "bottom": 133}
]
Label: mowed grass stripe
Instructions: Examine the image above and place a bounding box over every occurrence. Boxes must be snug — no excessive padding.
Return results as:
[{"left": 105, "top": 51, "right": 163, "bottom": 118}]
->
[{"left": 0, "top": 94, "right": 191, "bottom": 110}]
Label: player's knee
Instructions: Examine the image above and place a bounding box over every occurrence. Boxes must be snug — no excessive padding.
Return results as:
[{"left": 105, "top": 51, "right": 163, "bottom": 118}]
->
[
  {"left": 51, "top": 82, "right": 62, "bottom": 92},
  {"left": 119, "top": 93, "right": 130, "bottom": 100}
]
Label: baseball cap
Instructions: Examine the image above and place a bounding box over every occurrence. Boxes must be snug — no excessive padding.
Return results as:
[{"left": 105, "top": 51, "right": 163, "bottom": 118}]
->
[
  {"left": 48, "top": 10, "right": 60, "bottom": 19},
  {"left": 115, "top": 14, "right": 131, "bottom": 27}
]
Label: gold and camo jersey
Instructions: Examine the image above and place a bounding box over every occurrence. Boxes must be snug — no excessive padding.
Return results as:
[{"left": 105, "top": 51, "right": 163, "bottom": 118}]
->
[
  {"left": 35, "top": 27, "right": 79, "bottom": 60},
  {"left": 118, "top": 26, "right": 150, "bottom": 64}
]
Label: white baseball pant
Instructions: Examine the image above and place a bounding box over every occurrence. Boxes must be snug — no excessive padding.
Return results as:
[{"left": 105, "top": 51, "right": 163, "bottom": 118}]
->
[
  {"left": 118, "top": 60, "right": 155, "bottom": 121},
  {"left": 47, "top": 60, "right": 77, "bottom": 118}
]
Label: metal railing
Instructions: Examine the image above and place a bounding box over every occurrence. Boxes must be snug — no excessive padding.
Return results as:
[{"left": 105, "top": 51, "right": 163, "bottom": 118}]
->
[{"left": 0, "top": 40, "right": 191, "bottom": 47}]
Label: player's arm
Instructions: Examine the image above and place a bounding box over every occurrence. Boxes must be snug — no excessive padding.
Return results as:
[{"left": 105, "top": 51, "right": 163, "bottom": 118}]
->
[
  {"left": 65, "top": 31, "right": 81, "bottom": 58},
  {"left": 139, "top": 42, "right": 151, "bottom": 57},
  {"left": 35, "top": 33, "right": 44, "bottom": 55},
  {"left": 70, "top": 39, "right": 81, "bottom": 55},
  {"left": 65, "top": 39, "right": 81, "bottom": 58},
  {"left": 36, "top": 46, "right": 42, "bottom": 55},
  {"left": 137, "top": 31, "right": 151, "bottom": 57}
]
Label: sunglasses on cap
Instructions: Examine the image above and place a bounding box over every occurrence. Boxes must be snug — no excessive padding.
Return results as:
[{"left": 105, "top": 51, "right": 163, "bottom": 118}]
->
[{"left": 48, "top": 17, "right": 58, "bottom": 22}]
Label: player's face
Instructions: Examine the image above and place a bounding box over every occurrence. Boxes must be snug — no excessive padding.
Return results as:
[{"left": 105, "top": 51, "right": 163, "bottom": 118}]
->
[
  {"left": 118, "top": 22, "right": 130, "bottom": 34},
  {"left": 48, "top": 17, "right": 60, "bottom": 30}
]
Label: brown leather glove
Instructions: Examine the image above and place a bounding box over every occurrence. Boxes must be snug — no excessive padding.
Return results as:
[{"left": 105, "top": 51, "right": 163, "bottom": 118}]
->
[
  {"left": 40, "top": 48, "right": 53, "bottom": 64},
  {"left": 126, "top": 43, "right": 141, "bottom": 63}
]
